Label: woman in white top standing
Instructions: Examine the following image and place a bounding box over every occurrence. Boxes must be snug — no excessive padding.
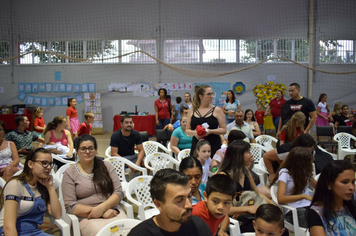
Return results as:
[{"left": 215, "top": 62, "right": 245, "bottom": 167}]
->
[
  {"left": 315, "top": 93, "right": 329, "bottom": 126},
  {"left": 222, "top": 90, "right": 241, "bottom": 124}
]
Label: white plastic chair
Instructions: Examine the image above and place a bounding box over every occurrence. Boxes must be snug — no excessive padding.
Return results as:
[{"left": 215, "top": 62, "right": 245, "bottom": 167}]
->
[
  {"left": 270, "top": 185, "right": 309, "bottom": 236},
  {"left": 95, "top": 218, "right": 142, "bottom": 236},
  {"left": 142, "top": 141, "right": 172, "bottom": 157},
  {"left": 229, "top": 217, "right": 242, "bottom": 236},
  {"left": 125, "top": 175, "right": 159, "bottom": 220},
  {"left": 105, "top": 146, "right": 111, "bottom": 158},
  {"left": 0, "top": 177, "right": 6, "bottom": 187},
  {"left": 177, "top": 149, "right": 191, "bottom": 162},
  {"left": 104, "top": 156, "right": 147, "bottom": 192},
  {"left": 333, "top": 132, "right": 356, "bottom": 163},
  {"left": 250, "top": 143, "right": 269, "bottom": 163},
  {"left": 318, "top": 145, "right": 337, "bottom": 160},
  {"left": 255, "top": 135, "right": 278, "bottom": 150},
  {"left": 144, "top": 152, "right": 180, "bottom": 175},
  {"left": 52, "top": 153, "right": 76, "bottom": 171}
]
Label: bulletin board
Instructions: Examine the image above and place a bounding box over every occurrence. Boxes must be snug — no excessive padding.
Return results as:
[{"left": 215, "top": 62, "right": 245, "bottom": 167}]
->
[
  {"left": 194, "top": 82, "right": 231, "bottom": 107},
  {"left": 84, "top": 92, "right": 103, "bottom": 135}
]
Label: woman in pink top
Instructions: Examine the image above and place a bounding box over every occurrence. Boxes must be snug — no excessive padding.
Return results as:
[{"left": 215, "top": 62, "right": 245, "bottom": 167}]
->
[{"left": 44, "top": 116, "right": 73, "bottom": 158}]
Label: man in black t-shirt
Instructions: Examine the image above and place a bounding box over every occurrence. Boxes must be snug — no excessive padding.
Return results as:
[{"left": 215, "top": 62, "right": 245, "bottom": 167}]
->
[
  {"left": 109, "top": 114, "right": 144, "bottom": 167},
  {"left": 277, "top": 83, "right": 316, "bottom": 136},
  {"left": 128, "top": 169, "right": 211, "bottom": 236}
]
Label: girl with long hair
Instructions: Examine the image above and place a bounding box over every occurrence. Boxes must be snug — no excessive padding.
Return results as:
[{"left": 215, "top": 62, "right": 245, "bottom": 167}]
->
[
  {"left": 279, "top": 111, "right": 306, "bottom": 146},
  {"left": 222, "top": 90, "right": 241, "bottom": 124},
  {"left": 307, "top": 160, "right": 356, "bottom": 235},
  {"left": 0, "top": 148, "right": 61, "bottom": 235},
  {"left": 270, "top": 147, "right": 317, "bottom": 228},
  {"left": 218, "top": 141, "right": 271, "bottom": 215},
  {"left": 62, "top": 135, "right": 127, "bottom": 236},
  {"left": 328, "top": 102, "right": 341, "bottom": 128},
  {"left": 316, "top": 93, "right": 330, "bottom": 127},
  {"left": 186, "top": 84, "right": 226, "bottom": 157},
  {"left": 193, "top": 140, "right": 211, "bottom": 183},
  {"left": 244, "top": 109, "right": 261, "bottom": 137},
  {"left": 179, "top": 156, "right": 205, "bottom": 205}
]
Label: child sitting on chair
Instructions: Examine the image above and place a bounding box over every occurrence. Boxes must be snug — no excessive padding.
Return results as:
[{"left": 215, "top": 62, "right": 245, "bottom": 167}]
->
[{"left": 192, "top": 174, "right": 236, "bottom": 236}]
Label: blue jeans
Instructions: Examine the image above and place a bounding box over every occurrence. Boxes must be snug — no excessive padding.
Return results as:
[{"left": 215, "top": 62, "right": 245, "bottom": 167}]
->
[
  {"left": 273, "top": 116, "right": 280, "bottom": 132},
  {"left": 156, "top": 118, "right": 171, "bottom": 129}
]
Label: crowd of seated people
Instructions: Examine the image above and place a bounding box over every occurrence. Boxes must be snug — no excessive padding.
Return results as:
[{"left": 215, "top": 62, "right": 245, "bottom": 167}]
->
[{"left": 0, "top": 82, "right": 355, "bottom": 235}]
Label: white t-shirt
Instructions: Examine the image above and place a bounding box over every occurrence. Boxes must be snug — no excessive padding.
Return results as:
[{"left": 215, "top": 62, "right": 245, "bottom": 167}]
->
[
  {"left": 277, "top": 168, "right": 311, "bottom": 211},
  {"left": 201, "top": 158, "right": 211, "bottom": 183},
  {"left": 0, "top": 179, "right": 42, "bottom": 227},
  {"left": 317, "top": 102, "right": 328, "bottom": 113}
]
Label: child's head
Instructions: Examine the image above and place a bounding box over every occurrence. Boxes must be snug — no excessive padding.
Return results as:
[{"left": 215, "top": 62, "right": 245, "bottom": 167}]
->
[
  {"left": 333, "top": 102, "right": 342, "bottom": 113},
  {"left": 257, "top": 103, "right": 262, "bottom": 110},
  {"left": 253, "top": 204, "right": 285, "bottom": 236},
  {"left": 203, "top": 174, "right": 236, "bottom": 219},
  {"left": 194, "top": 140, "right": 211, "bottom": 161},
  {"left": 176, "top": 96, "right": 182, "bottom": 104},
  {"left": 84, "top": 112, "right": 95, "bottom": 123},
  {"left": 290, "top": 111, "right": 306, "bottom": 128},
  {"left": 68, "top": 98, "right": 76, "bottom": 107},
  {"left": 271, "top": 147, "right": 314, "bottom": 193},
  {"left": 317, "top": 93, "right": 327, "bottom": 103},
  {"left": 244, "top": 109, "right": 256, "bottom": 121},
  {"left": 34, "top": 107, "right": 43, "bottom": 117}
]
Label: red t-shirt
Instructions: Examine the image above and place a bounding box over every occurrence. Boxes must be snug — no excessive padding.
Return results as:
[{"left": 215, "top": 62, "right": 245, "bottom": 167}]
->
[
  {"left": 255, "top": 110, "right": 265, "bottom": 125},
  {"left": 34, "top": 117, "right": 45, "bottom": 133},
  {"left": 66, "top": 106, "right": 78, "bottom": 118},
  {"left": 154, "top": 98, "right": 171, "bottom": 119},
  {"left": 279, "top": 127, "right": 301, "bottom": 142},
  {"left": 269, "top": 97, "right": 286, "bottom": 118},
  {"left": 192, "top": 200, "right": 225, "bottom": 235},
  {"left": 77, "top": 122, "right": 92, "bottom": 136}
]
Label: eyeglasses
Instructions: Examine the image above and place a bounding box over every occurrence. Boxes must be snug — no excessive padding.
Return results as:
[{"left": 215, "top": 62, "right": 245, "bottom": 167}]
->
[
  {"left": 204, "top": 92, "right": 214, "bottom": 96},
  {"left": 78, "top": 146, "right": 96, "bottom": 153},
  {"left": 34, "top": 160, "right": 54, "bottom": 168}
]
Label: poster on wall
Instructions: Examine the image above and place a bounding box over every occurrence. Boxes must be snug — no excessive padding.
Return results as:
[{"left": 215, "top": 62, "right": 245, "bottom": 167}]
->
[
  {"left": 194, "top": 82, "right": 231, "bottom": 106},
  {"left": 84, "top": 92, "right": 103, "bottom": 135}
]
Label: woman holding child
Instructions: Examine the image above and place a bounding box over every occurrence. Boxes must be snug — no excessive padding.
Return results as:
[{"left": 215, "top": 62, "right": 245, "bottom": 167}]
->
[{"left": 44, "top": 116, "right": 73, "bottom": 159}]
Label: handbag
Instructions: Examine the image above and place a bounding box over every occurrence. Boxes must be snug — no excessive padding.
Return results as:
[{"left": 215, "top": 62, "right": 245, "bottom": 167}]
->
[{"left": 236, "top": 190, "right": 267, "bottom": 207}]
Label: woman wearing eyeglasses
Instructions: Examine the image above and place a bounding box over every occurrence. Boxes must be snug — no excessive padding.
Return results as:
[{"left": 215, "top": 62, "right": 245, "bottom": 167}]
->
[
  {"left": 0, "top": 148, "right": 61, "bottom": 236},
  {"left": 186, "top": 84, "right": 227, "bottom": 157},
  {"left": 62, "top": 135, "right": 127, "bottom": 236}
]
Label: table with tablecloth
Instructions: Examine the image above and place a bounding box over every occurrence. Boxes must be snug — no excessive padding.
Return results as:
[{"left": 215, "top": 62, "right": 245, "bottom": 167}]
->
[{"left": 113, "top": 114, "right": 156, "bottom": 135}]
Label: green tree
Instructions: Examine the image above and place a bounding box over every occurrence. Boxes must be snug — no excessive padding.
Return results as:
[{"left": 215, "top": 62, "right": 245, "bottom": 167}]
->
[{"left": 20, "top": 40, "right": 115, "bottom": 63}]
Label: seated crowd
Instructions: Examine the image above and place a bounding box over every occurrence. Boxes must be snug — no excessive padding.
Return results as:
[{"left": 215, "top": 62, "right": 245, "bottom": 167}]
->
[{"left": 0, "top": 82, "right": 355, "bottom": 235}]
